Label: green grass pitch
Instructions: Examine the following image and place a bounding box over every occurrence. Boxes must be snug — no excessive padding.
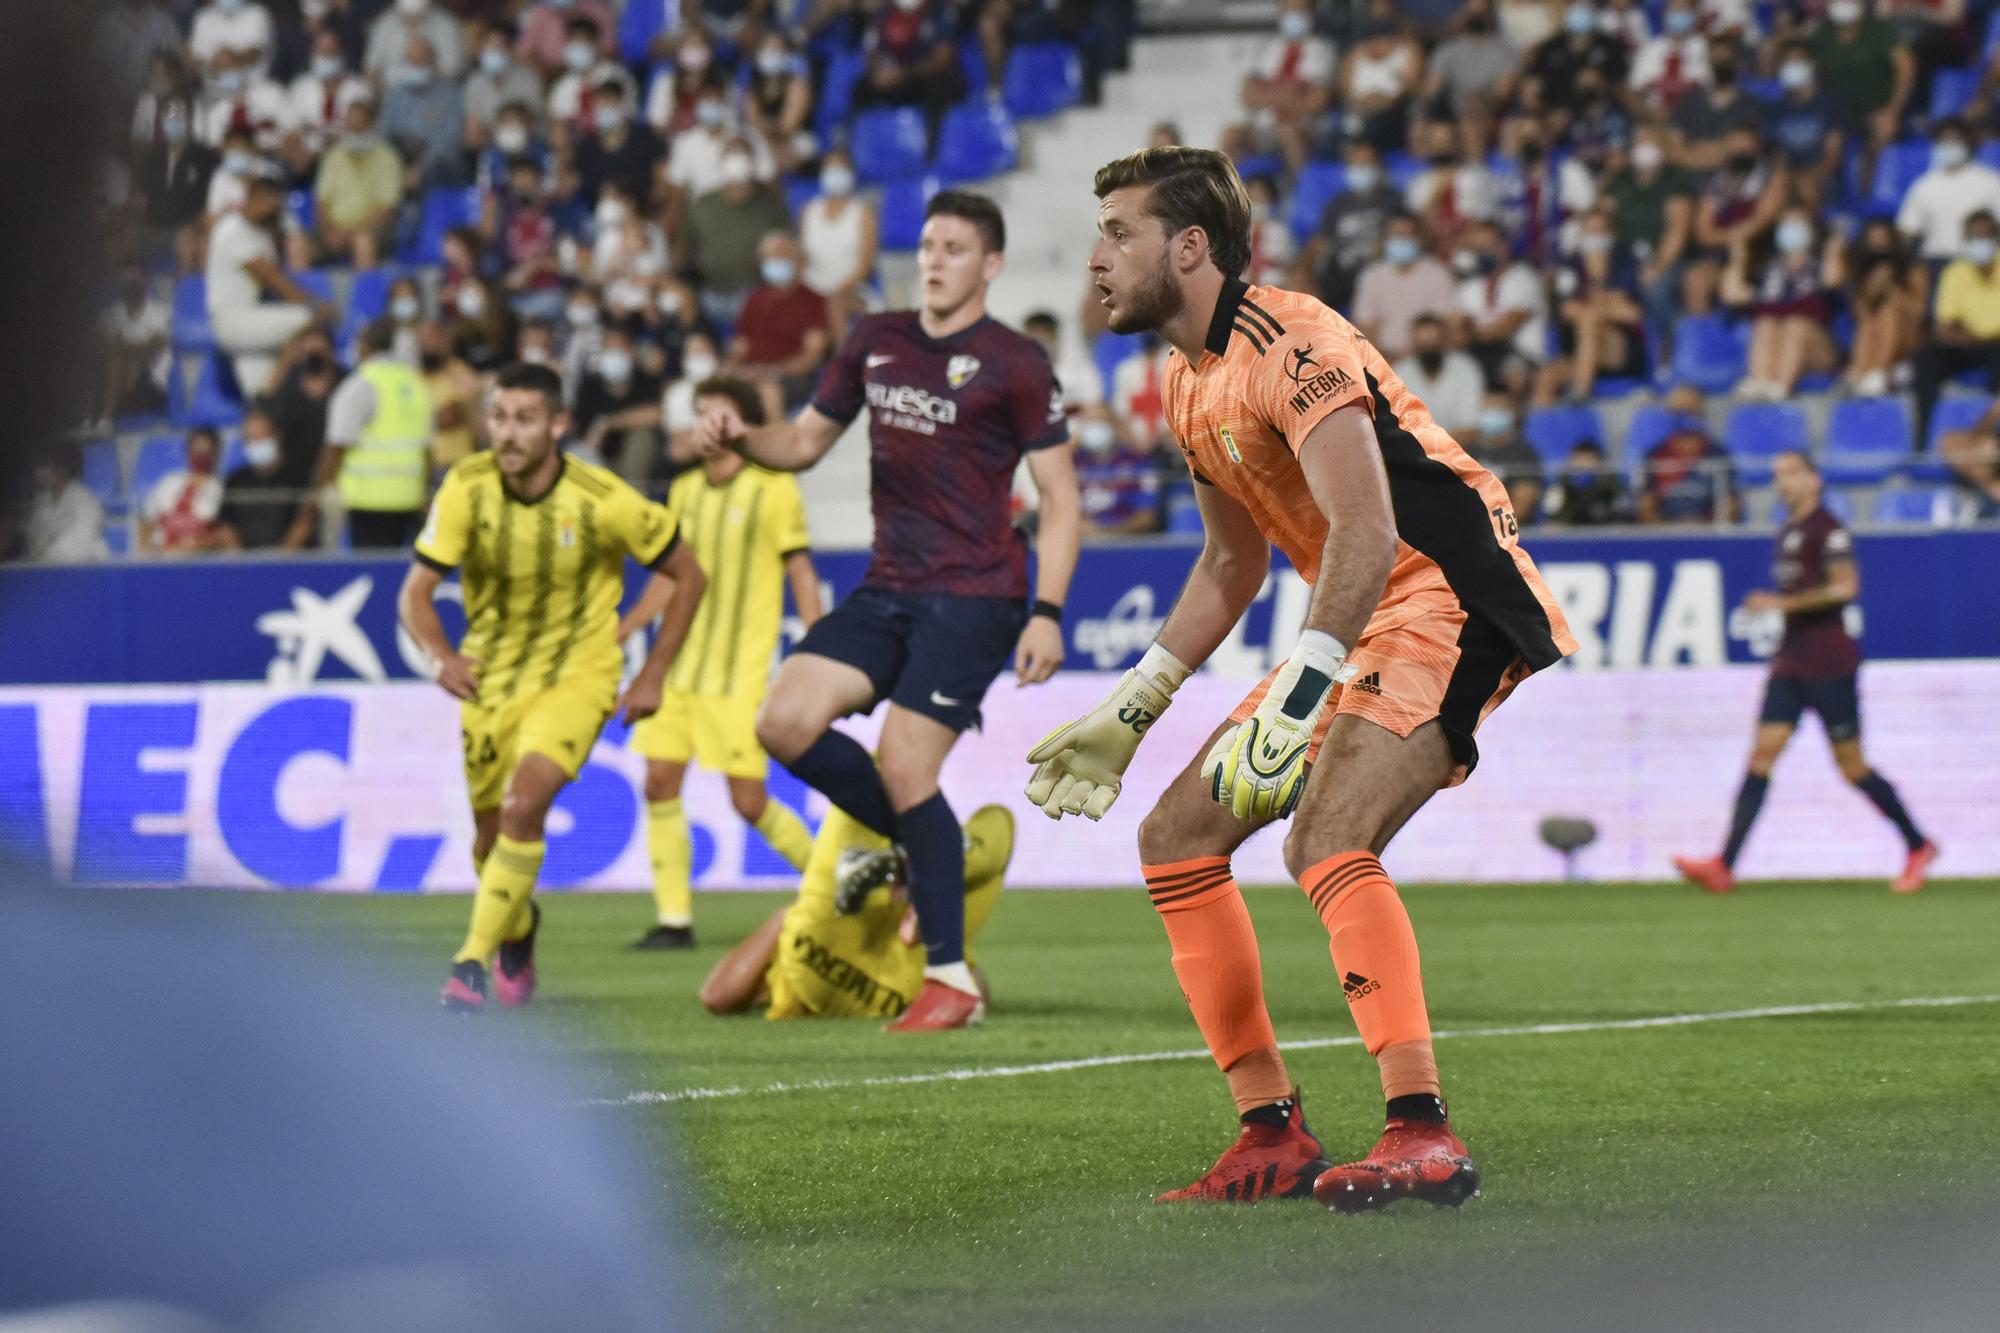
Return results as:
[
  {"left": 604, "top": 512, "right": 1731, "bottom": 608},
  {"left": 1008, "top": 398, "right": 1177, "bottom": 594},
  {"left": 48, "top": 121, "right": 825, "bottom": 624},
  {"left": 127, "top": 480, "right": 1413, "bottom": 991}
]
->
[{"left": 227, "top": 878, "right": 2000, "bottom": 1328}]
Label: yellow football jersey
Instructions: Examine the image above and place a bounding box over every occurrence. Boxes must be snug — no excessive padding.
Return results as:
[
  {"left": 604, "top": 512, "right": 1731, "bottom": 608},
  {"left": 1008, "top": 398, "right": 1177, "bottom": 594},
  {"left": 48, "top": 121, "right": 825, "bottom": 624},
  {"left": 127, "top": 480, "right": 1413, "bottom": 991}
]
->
[
  {"left": 415, "top": 452, "right": 679, "bottom": 702},
  {"left": 663, "top": 463, "right": 811, "bottom": 698}
]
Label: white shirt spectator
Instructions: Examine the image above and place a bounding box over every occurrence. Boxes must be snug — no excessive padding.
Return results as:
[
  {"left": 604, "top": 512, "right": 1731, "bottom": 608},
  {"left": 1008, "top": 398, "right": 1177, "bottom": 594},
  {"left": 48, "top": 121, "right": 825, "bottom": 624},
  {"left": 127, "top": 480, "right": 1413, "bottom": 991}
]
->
[
  {"left": 666, "top": 126, "right": 776, "bottom": 196},
  {"left": 1109, "top": 343, "right": 1173, "bottom": 446},
  {"left": 1458, "top": 262, "right": 1550, "bottom": 365},
  {"left": 198, "top": 76, "right": 290, "bottom": 152},
  {"left": 1406, "top": 160, "right": 1500, "bottom": 226},
  {"left": 1252, "top": 32, "right": 1336, "bottom": 84},
  {"left": 206, "top": 160, "right": 253, "bottom": 218},
  {"left": 141, "top": 469, "right": 224, "bottom": 531},
  {"left": 206, "top": 212, "right": 277, "bottom": 320},
  {"left": 364, "top": 4, "right": 468, "bottom": 84},
  {"left": 1395, "top": 348, "right": 1485, "bottom": 437},
  {"left": 800, "top": 195, "right": 870, "bottom": 295},
  {"left": 189, "top": 1, "right": 275, "bottom": 74},
  {"left": 661, "top": 376, "right": 700, "bottom": 436},
  {"left": 550, "top": 64, "right": 639, "bottom": 131},
  {"left": 1627, "top": 35, "right": 1710, "bottom": 102},
  {"left": 26, "top": 480, "right": 110, "bottom": 563},
  {"left": 1897, "top": 161, "right": 2000, "bottom": 261},
  {"left": 286, "top": 70, "right": 373, "bottom": 155},
  {"left": 102, "top": 296, "right": 173, "bottom": 395}
]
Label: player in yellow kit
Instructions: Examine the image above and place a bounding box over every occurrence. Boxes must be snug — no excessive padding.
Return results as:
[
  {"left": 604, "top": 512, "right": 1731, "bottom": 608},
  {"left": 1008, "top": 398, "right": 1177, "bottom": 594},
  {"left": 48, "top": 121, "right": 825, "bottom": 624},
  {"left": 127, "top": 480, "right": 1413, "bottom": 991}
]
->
[
  {"left": 629, "top": 378, "right": 824, "bottom": 950},
  {"left": 398, "top": 362, "right": 707, "bottom": 1012},
  {"left": 697, "top": 803, "right": 1014, "bottom": 1021}
]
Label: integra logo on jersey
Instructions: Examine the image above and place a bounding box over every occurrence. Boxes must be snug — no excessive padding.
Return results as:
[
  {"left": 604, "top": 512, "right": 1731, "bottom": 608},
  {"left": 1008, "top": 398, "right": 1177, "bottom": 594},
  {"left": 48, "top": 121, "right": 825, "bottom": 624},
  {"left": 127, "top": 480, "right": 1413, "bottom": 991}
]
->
[
  {"left": 865, "top": 380, "right": 959, "bottom": 434},
  {"left": 1286, "top": 364, "right": 1356, "bottom": 415}
]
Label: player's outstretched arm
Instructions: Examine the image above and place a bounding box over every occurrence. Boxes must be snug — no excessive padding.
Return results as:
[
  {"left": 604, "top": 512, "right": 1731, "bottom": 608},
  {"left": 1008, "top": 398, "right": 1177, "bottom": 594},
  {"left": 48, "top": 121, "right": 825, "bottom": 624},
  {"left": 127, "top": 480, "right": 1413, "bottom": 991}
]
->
[
  {"left": 698, "top": 908, "right": 786, "bottom": 1015},
  {"left": 694, "top": 397, "right": 846, "bottom": 473},
  {"left": 397, "top": 562, "right": 480, "bottom": 701},
  {"left": 1023, "top": 481, "right": 1270, "bottom": 820},
  {"left": 1017, "top": 444, "right": 1082, "bottom": 684},
  {"left": 618, "top": 541, "right": 707, "bottom": 725},
  {"left": 1201, "top": 404, "right": 1395, "bottom": 820}
]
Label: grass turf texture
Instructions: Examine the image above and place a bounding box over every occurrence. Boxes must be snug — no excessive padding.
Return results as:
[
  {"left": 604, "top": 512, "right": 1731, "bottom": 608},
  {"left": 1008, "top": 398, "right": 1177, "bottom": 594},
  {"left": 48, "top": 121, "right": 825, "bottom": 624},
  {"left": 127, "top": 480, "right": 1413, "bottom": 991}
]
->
[{"left": 222, "top": 880, "right": 1999, "bottom": 1328}]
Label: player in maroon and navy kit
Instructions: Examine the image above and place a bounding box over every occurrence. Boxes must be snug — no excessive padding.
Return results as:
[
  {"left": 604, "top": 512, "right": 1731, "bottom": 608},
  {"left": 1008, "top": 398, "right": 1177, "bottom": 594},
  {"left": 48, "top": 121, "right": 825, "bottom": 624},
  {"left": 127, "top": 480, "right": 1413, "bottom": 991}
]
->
[
  {"left": 693, "top": 190, "right": 1083, "bottom": 1030},
  {"left": 1676, "top": 451, "right": 1937, "bottom": 895}
]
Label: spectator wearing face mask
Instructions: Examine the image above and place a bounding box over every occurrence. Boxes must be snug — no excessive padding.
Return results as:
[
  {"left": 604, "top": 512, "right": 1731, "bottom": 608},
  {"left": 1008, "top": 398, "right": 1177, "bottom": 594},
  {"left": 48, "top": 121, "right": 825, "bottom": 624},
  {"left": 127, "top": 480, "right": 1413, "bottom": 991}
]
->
[
  {"left": 1537, "top": 207, "right": 1647, "bottom": 405},
  {"left": 307, "top": 316, "right": 435, "bottom": 549},
  {"left": 1627, "top": 0, "right": 1710, "bottom": 110},
  {"left": 1686, "top": 130, "right": 1786, "bottom": 316},
  {"left": 1421, "top": 2, "right": 1516, "bottom": 153},
  {"left": 1489, "top": 111, "right": 1594, "bottom": 269},
  {"left": 284, "top": 28, "right": 370, "bottom": 163},
  {"left": 218, "top": 406, "right": 308, "bottom": 550},
  {"left": 1668, "top": 37, "right": 1761, "bottom": 174},
  {"left": 646, "top": 32, "right": 725, "bottom": 138},
  {"left": 1305, "top": 140, "right": 1402, "bottom": 310},
  {"left": 729, "top": 232, "right": 832, "bottom": 412},
  {"left": 547, "top": 16, "right": 631, "bottom": 134},
  {"left": 1896, "top": 121, "right": 2000, "bottom": 263},
  {"left": 1637, "top": 383, "right": 1739, "bottom": 524},
  {"left": 1397, "top": 314, "right": 1483, "bottom": 437},
  {"left": 1524, "top": 0, "right": 1629, "bottom": 114},
  {"left": 452, "top": 278, "right": 518, "bottom": 372},
  {"left": 487, "top": 157, "right": 564, "bottom": 319},
  {"left": 190, "top": 0, "right": 275, "bottom": 78},
  {"left": 1404, "top": 117, "right": 1499, "bottom": 255},
  {"left": 204, "top": 125, "right": 265, "bottom": 221},
  {"left": 385, "top": 274, "right": 425, "bottom": 363},
  {"left": 1602, "top": 128, "right": 1693, "bottom": 362},
  {"left": 463, "top": 22, "right": 542, "bottom": 153},
  {"left": 24, "top": 442, "right": 110, "bottom": 563},
  {"left": 1912, "top": 209, "right": 2000, "bottom": 449},
  {"left": 1352, "top": 213, "right": 1457, "bottom": 361},
  {"left": 1767, "top": 44, "right": 1849, "bottom": 214},
  {"left": 574, "top": 80, "right": 664, "bottom": 208},
  {"left": 1842, "top": 219, "right": 1927, "bottom": 397},
  {"left": 313, "top": 96, "right": 403, "bottom": 268},
  {"left": 208, "top": 172, "right": 335, "bottom": 395},
  {"left": 136, "top": 95, "right": 217, "bottom": 272},
  {"left": 1811, "top": 0, "right": 1913, "bottom": 164},
  {"left": 265, "top": 328, "right": 343, "bottom": 486},
  {"left": 516, "top": 0, "right": 616, "bottom": 80},
  {"left": 588, "top": 182, "right": 670, "bottom": 288},
  {"left": 380, "top": 33, "right": 466, "bottom": 189},
  {"left": 1452, "top": 220, "right": 1549, "bottom": 384},
  {"left": 747, "top": 33, "right": 814, "bottom": 172},
  {"left": 666, "top": 90, "right": 773, "bottom": 203},
  {"left": 1242, "top": 176, "right": 1296, "bottom": 289},
  {"left": 1463, "top": 394, "right": 1544, "bottom": 523},
  {"left": 140, "top": 427, "right": 229, "bottom": 555},
  {"left": 1072, "top": 409, "right": 1161, "bottom": 538},
  {"left": 364, "top": 0, "right": 466, "bottom": 86},
  {"left": 1227, "top": 0, "right": 1334, "bottom": 176},
  {"left": 98, "top": 261, "right": 170, "bottom": 427},
  {"left": 681, "top": 144, "right": 793, "bottom": 327},
  {"left": 1339, "top": 1, "right": 1423, "bottom": 153},
  {"left": 662, "top": 332, "right": 723, "bottom": 458},
  {"left": 799, "top": 150, "right": 879, "bottom": 332},
  {"left": 198, "top": 48, "right": 289, "bottom": 155},
  {"left": 574, "top": 326, "right": 667, "bottom": 480},
  {"left": 1722, "top": 206, "right": 1842, "bottom": 400},
  {"left": 854, "top": 0, "right": 966, "bottom": 155},
  {"left": 1545, "top": 441, "right": 1629, "bottom": 526},
  {"left": 477, "top": 101, "right": 551, "bottom": 192}
]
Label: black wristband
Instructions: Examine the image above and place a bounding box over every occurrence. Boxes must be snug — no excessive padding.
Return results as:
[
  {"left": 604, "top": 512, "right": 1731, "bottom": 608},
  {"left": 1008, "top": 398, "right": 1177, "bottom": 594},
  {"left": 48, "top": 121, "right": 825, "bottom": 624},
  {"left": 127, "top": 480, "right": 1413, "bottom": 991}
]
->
[{"left": 1030, "top": 599, "right": 1064, "bottom": 624}]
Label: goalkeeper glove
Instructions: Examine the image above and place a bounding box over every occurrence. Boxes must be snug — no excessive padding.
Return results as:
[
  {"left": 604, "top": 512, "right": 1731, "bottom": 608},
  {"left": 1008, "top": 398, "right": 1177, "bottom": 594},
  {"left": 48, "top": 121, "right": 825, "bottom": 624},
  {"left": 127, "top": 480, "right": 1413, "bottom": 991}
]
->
[
  {"left": 1024, "top": 643, "right": 1191, "bottom": 820},
  {"left": 1201, "top": 631, "right": 1355, "bottom": 822}
]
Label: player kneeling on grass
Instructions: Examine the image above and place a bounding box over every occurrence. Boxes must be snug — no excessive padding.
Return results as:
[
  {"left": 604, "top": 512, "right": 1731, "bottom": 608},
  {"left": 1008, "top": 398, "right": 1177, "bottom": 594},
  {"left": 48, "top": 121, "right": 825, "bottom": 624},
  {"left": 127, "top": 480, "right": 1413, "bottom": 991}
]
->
[
  {"left": 1028, "top": 148, "right": 1578, "bottom": 1211},
  {"left": 697, "top": 805, "right": 1014, "bottom": 1023},
  {"left": 626, "top": 377, "right": 824, "bottom": 950},
  {"left": 400, "top": 362, "right": 707, "bottom": 1013}
]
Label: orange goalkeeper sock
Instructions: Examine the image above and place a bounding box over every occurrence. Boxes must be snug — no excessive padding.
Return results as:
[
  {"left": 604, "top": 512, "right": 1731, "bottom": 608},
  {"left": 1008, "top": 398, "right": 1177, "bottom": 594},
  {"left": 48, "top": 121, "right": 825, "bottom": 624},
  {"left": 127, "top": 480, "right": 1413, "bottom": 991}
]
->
[
  {"left": 1143, "top": 856, "right": 1290, "bottom": 1114},
  {"left": 1300, "top": 851, "right": 1443, "bottom": 1106}
]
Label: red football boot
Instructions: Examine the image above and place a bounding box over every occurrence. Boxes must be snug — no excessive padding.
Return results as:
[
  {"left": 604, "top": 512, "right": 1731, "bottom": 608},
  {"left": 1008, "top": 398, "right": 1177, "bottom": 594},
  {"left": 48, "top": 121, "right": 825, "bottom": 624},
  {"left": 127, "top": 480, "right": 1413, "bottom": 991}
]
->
[
  {"left": 1891, "top": 840, "right": 1939, "bottom": 895},
  {"left": 439, "top": 960, "right": 487, "bottom": 1013},
  {"left": 1313, "top": 1118, "right": 1480, "bottom": 1213},
  {"left": 1674, "top": 855, "right": 1735, "bottom": 895},
  {"left": 493, "top": 902, "right": 540, "bottom": 1008},
  {"left": 884, "top": 978, "right": 985, "bottom": 1032},
  {"left": 1156, "top": 1093, "right": 1332, "bottom": 1203}
]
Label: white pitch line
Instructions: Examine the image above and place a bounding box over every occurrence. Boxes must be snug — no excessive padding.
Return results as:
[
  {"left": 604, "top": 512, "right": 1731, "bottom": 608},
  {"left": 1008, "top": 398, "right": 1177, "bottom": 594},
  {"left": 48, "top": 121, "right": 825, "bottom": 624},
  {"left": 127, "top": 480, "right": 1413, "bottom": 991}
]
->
[{"left": 586, "top": 993, "right": 2000, "bottom": 1108}]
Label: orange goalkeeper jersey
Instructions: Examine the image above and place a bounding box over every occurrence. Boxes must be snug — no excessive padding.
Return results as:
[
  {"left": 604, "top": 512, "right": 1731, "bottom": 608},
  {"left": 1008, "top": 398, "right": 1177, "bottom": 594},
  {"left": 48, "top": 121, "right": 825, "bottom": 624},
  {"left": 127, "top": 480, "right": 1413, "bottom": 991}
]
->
[{"left": 1161, "top": 279, "right": 1576, "bottom": 670}]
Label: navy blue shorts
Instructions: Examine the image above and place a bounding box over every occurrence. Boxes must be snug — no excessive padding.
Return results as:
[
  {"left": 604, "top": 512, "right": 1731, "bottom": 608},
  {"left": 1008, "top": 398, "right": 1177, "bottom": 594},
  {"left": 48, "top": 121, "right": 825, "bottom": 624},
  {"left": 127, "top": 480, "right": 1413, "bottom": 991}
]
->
[
  {"left": 1759, "top": 672, "right": 1861, "bottom": 743},
  {"left": 794, "top": 585, "right": 1027, "bottom": 732}
]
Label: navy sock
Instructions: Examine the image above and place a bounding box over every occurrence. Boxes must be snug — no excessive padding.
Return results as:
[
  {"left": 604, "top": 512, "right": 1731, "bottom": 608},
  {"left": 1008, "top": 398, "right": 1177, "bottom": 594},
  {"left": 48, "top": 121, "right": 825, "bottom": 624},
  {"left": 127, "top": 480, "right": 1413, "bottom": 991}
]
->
[
  {"left": 784, "top": 731, "right": 895, "bottom": 838},
  {"left": 896, "top": 793, "right": 965, "bottom": 967},
  {"left": 1721, "top": 772, "right": 1769, "bottom": 869},
  {"left": 1855, "top": 771, "right": 1925, "bottom": 852}
]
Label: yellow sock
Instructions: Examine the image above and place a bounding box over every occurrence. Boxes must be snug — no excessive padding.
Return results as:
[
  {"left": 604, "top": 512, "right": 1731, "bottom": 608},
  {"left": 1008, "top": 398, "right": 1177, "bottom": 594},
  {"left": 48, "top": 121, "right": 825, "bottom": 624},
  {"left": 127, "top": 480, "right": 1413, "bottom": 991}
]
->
[
  {"left": 648, "top": 798, "right": 693, "bottom": 926},
  {"left": 753, "top": 800, "right": 815, "bottom": 871},
  {"left": 454, "top": 834, "right": 544, "bottom": 964}
]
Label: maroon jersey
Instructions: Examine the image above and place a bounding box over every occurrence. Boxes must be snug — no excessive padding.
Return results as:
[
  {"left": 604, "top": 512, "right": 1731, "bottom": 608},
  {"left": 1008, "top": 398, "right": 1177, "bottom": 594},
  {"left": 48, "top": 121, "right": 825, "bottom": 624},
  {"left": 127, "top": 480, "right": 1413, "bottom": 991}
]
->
[
  {"left": 1771, "top": 505, "right": 1860, "bottom": 679},
  {"left": 812, "top": 311, "right": 1067, "bottom": 597}
]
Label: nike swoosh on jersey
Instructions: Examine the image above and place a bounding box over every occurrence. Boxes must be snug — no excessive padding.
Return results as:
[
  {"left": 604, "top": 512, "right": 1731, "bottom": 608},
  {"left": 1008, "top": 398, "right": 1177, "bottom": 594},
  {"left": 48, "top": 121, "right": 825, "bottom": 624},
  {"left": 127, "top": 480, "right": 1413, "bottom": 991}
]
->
[
  {"left": 866, "top": 354, "right": 895, "bottom": 368},
  {"left": 929, "top": 690, "right": 965, "bottom": 708}
]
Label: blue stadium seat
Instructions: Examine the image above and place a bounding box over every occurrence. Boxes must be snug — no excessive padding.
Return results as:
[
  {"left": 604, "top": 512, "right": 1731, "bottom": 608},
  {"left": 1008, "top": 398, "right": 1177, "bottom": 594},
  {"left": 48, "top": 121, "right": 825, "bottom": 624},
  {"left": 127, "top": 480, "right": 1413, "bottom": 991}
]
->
[
  {"left": 1930, "top": 67, "right": 1982, "bottom": 123},
  {"left": 1768, "top": 487, "right": 1854, "bottom": 525},
  {"left": 1591, "top": 375, "right": 1645, "bottom": 400},
  {"left": 850, "top": 106, "right": 929, "bottom": 184},
  {"left": 288, "top": 269, "right": 336, "bottom": 306},
  {"left": 132, "top": 432, "right": 189, "bottom": 496},
  {"left": 1669, "top": 315, "right": 1748, "bottom": 394},
  {"left": 1721, "top": 402, "right": 1809, "bottom": 482},
  {"left": 814, "top": 48, "right": 865, "bottom": 142},
  {"left": 1286, "top": 161, "right": 1345, "bottom": 245},
  {"left": 878, "top": 175, "right": 942, "bottom": 251},
  {"left": 1523, "top": 404, "right": 1604, "bottom": 465},
  {"left": 1093, "top": 330, "right": 1144, "bottom": 400},
  {"left": 341, "top": 267, "right": 395, "bottom": 342},
  {"left": 934, "top": 101, "right": 1019, "bottom": 183},
  {"left": 181, "top": 351, "right": 245, "bottom": 428},
  {"left": 1001, "top": 42, "right": 1082, "bottom": 119},
  {"left": 1165, "top": 485, "right": 1202, "bottom": 534},
  {"left": 103, "top": 523, "right": 132, "bottom": 557},
  {"left": 218, "top": 429, "right": 247, "bottom": 477},
  {"left": 957, "top": 34, "right": 988, "bottom": 98},
  {"left": 171, "top": 275, "right": 213, "bottom": 352},
  {"left": 401, "top": 186, "right": 480, "bottom": 264},
  {"left": 1980, "top": 141, "right": 2000, "bottom": 175},
  {"left": 1384, "top": 150, "right": 1423, "bottom": 193},
  {"left": 287, "top": 187, "right": 315, "bottom": 235},
  {"left": 1822, "top": 396, "right": 1913, "bottom": 483},
  {"left": 1624, "top": 403, "right": 1679, "bottom": 458},
  {"left": 82, "top": 440, "right": 124, "bottom": 511},
  {"left": 1863, "top": 141, "right": 1930, "bottom": 216},
  {"left": 1234, "top": 153, "right": 1284, "bottom": 183},
  {"left": 1870, "top": 486, "right": 1955, "bottom": 525},
  {"left": 1927, "top": 394, "right": 1992, "bottom": 450},
  {"left": 618, "top": 0, "right": 670, "bottom": 64},
  {"left": 782, "top": 172, "right": 821, "bottom": 218}
]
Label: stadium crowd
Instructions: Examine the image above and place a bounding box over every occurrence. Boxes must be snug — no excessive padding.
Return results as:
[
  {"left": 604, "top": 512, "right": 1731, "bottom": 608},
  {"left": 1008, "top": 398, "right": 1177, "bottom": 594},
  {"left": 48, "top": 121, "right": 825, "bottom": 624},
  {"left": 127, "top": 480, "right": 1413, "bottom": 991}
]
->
[{"left": 11, "top": 0, "right": 2000, "bottom": 563}]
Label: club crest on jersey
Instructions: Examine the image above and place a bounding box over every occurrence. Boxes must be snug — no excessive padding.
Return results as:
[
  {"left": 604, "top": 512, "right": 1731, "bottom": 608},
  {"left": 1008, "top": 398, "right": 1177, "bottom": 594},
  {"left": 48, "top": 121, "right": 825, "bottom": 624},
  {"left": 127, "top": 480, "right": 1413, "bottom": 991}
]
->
[
  {"left": 559, "top": 518, "right": 577, "bottom": 549},
  {"left": 947, "top": 355, "right": 981, "bottom": 389},
  {"left": 1218, "top": 425, "right": 1243, "bottom": 463}
]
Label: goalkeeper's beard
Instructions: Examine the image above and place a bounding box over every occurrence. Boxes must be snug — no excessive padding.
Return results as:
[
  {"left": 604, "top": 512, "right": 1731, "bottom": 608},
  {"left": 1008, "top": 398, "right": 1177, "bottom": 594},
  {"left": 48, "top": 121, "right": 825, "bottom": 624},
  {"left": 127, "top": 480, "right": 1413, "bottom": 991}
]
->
[{"left": 1108, "top": 251, "right": 1184, "bottom": 335}]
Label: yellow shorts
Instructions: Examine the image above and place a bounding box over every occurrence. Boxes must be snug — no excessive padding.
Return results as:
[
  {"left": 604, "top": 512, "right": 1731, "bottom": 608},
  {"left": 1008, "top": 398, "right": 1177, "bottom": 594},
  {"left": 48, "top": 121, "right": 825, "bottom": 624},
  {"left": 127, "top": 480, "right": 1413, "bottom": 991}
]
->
[
  {"left": 629, "top": 689, "right": 768, "bottom": 779},
  {"left": 459, "top": 679, "right": 615, "bottom": 811}
]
